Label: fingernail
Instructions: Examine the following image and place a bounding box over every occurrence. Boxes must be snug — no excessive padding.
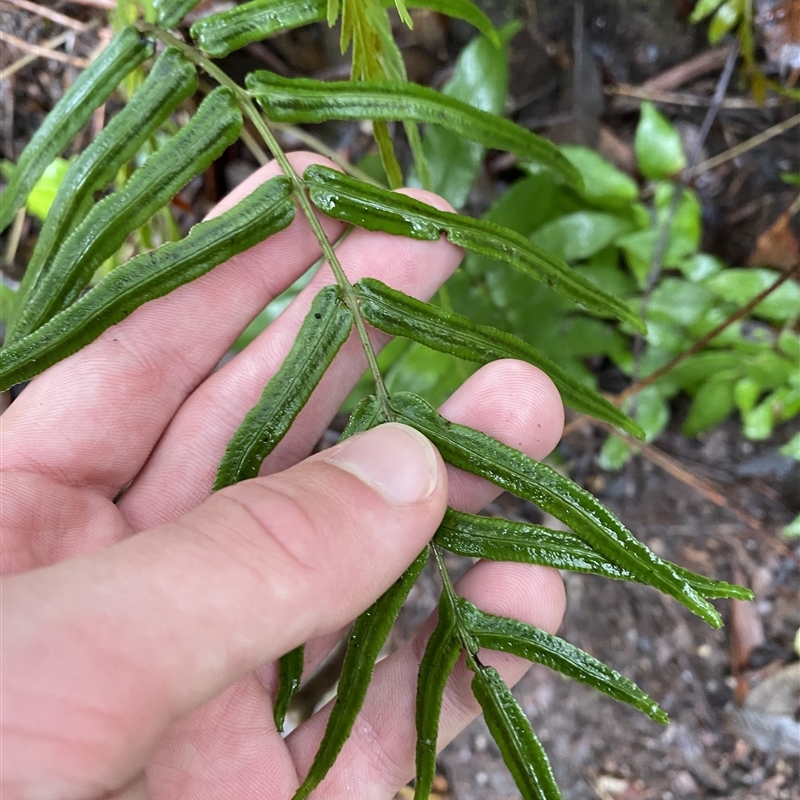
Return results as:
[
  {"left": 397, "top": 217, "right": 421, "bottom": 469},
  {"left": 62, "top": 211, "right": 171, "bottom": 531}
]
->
[{"left": 326, "top": 423, "right": 439, "bottom": 504}]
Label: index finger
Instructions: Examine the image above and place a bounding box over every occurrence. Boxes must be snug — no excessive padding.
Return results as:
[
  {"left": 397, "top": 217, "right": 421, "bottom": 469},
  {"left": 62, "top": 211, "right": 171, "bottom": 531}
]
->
[{"left": 1, "top": 152, "right": 344, "bottom": 497}]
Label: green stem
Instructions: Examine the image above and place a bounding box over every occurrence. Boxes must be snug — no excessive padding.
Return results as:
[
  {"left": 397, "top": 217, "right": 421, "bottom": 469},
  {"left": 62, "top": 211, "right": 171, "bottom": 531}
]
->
[
  {"left": 431, "top": 541, "right": 480, "bottom": 669},
  {"left": 137, "top": 22, "right": 393, "bottom": 418}
]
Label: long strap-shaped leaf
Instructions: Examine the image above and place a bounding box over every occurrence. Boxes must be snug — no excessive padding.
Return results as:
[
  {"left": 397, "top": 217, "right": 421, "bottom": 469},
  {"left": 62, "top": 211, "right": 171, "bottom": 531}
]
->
[
  {"left": 273, "top": 644, "right": 305, "bottom": 733},
  {"left": 293, "top": 549, "right": 428, "bottom": 800},
  {"left": 435, "top": 509, "right": 753, "bottom": 601},
  {"left": 154, "top": 0, "right": 203, "bottom": 27},
  {"left": 192, "top": 0, "right": 497, "bottom": 58},
  {"left": 460, "top": 599, "right": 668, "bottom": 723},
  {"left": 414, "top": 591, "right": 461, "bottom": 800},
  {"left": 0, "top": 177, "right": 295, "bottom": 391},
  {"left": 470, "top": 663, "right": 561, "bottom": 800},
  {"left": 12, "top": 87, "right": 243, "bottom": 342},
  {"left": 8, "top": 47, "right": 198, "bottom": 341},
  {"left": 273, "top": 395, "right": 386, "bottom": 732},
  {"left": 390, "top": 391, "right": 721, "bottom": 627},
  {"left": 249, "top": 74, "right": 581, "bottom": 190},
  {"left": 304, "top": 166, "right": 645, "bottom": 332},
  {"left": 214, "top": 285, "right": 353, "bottom": 490},
  {"left": 0, "top": 26, "right": 153, "bottom": 233},
  {"left": 354, "top": 277, "right": 644, "bottom": 437}
]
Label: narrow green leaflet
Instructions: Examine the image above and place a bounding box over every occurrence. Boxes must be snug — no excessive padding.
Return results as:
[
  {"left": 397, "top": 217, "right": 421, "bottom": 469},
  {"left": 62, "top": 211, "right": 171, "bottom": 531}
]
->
[
  {"left": 248, "top": 74, "right": 580, "bottom": 189},
  {"left": 12, "top": 87, "right": 243, "bottom": 342},
  {"left": 414, "top": 591, "right": 461, "bottom": 800},
  {"left": 192, "top": 0, "right": 496, "bottom": 58},
  {"left": 460, "top": 599, "right": 668, "bottom": 723},
  {"left": 0, "top": 26, "right": 153, "bottom": 233},
  {"left": 8, "top": 47, "right": 198, "bottom": 341},
  {"left": 0, "top": 177, "right": 294, "bottom": 391},
  {"left": 412, "top": 22, "right": 515, "bottom": 207},
  {"left": 155, "top": 0, "right": 203, "bottom": 27},
  {"left": 294, "top": 550, "right": 428, "bottom": 800},
  {"left": 214, "top": 285, "right": 353, "bottom": 490},
  {"left": 274, "top": 644, "right": 305, "bottom": 732},
  {"left": 470, "top": 663, "right": 561, "bottom": 800},
  {"left": 436, "top": 509, "right": 753, "bottom": 601},
  {"left": 390, "top": 392, "right": 721, "bottom": 627},
  {"left": 354, "top": 277, "right": 644, "bottom": 437},
  {"left": 305, "top": 166, "right": 644, "bottom": 332},
  {"left": 273, "top": 394, "right": 384, "bottom": 732}
]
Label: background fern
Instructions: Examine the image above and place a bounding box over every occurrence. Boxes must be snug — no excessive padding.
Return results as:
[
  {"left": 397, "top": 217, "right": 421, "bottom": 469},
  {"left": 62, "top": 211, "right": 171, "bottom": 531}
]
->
[{"left": 0, "top": 2, "right": 755, "bottom": 798}]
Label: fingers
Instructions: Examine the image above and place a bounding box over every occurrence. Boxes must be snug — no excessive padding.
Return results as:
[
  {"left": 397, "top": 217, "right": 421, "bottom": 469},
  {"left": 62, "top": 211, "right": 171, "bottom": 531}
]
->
[
  {"left": 286, "top": 362, "right": 567, "bottom": 797},
  {"left": 1, "top": 152, "right": 345, "bottom": 497},
  {"left": 2, "top": 424, "right": 447, "bottom": 798},
  {"left": 118, "top": 190, "right": 463, "bottom": 532}
]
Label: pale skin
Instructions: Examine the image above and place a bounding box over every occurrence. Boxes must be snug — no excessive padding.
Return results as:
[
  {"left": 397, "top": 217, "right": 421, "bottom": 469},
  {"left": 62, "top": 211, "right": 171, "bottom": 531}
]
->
[{"left": 1, "top": 153, "right": 567, "bottom": 800}]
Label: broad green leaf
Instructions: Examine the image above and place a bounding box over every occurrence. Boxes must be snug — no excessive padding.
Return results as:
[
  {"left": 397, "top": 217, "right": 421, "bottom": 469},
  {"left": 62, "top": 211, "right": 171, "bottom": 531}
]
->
[
  {"left": 530, "top": 211, "right": 635, "bottom": 263},
  {"left": 742, "top": 398, "right": 774, "bottom": 440},
  {"left": 689, "top": 0, "right": 726, "bottom": 22},
  {"left": 305, "top": 166, "right": 644, "bottom": 332},
  {"left": 663, "top": 351, "right": 742, "bottom": 394},
  {"left": 249, "top": 74, "right": 581, "bottom": 189},
  {"left": 634, "top": 102, "right": 686, "bottom": 180},
  {"left": 703, "top": 268, "right": 800, "bottom": 323},
  {"left": 0, "top": 177, "right": 295, "bottom": 391},
  {"left": 682, "top": 372, "right": 738, "bottom": 436},
  {"left": 678, "top": 252, "right": 724, "bottom": 282},
  {"left": 273, "top": 645, "right": 304, "bottom": 732},
  {"left": 460, "top": 599, "right": 668, "bottom": 723},
  {"left": 734, "top": 376, "right": 762, "bottom": 415},
  {"left": 390, "top": 391, "right": 722, "bottom": 627},
  {"left": 655, "top": 184, "right": 701, "bottom": 258},
  {"left": 411, "top": 22, "right": 516, "bottom": 208},
  {"left": 12, "top": 87, "right": 243, "bottom": 342},
  {"left": 646, "top": 278, "right": 717, "bottom": 328},
  {"left": 709, "top": 0, "right": 744, "bottom": 43},
  {"left": 25, "top": 158, "right": 70, "bottom": 221},
  {"left": 598, "top": 432, "right": 632, "bottom": 471},
  {"left": 214, "top": 285, "right": 353, "bottom": 490},
  {"left": 778, "top": 330, "right": 800, "bottom": 362},
  {"left": 559, "top": 145, "right": 638, "bottom": 208},
  {"left": 9, "top": 48, "right": 198, "bottom": 341},
  {"left": 780, "top": 431, "right": 800, "bottom": 460},
  {"left": 414, "top": 591, "right": 461, "bottom": 800},
  {"left": 192, "top": 0, "right": 497, "bottom": 58},
  {"left": 0, "top": 26, "right": 153, "bottom": 233},
  {"left": 470, "top": 663, "right": 561, "bottom": 800},
  {"left": 355, "top": 277, "right": 644, "bottom": 436},
  {"left": 435, "top": 508, "right": 753, "bottom": 601},
  {"left": 154, "top": 0, "right": 203, "bottom": 27},
  {"left": 599, "top": 386, "right": 669, "bottom": 470},
  {"left": 294, "top": 550, "right": 428, "bottom": 800},
  {"left": 385, "top": 343, "right": 472, "bottom": 408},
  {"left": 782, "top": 514, "right": 800, "bottom": 538}
]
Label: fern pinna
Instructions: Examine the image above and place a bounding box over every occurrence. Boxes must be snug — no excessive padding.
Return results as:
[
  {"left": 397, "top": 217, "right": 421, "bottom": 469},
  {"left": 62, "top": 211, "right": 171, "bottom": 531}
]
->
[{"left": 0, "top": 1, "right": 751, "bottom": 797}]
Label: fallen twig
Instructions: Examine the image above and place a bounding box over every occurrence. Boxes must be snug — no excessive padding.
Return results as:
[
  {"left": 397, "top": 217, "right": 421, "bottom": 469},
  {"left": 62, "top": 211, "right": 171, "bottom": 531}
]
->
[
  {"left": 693, "top": 112, "right": 800, "bottom": 175},
  {"left": 606, "top": 85, "right": 779, "bottom": 109},
  {"left": 0, "top": 30, "right": 89, "bottom": 72},
  {"left": 0, "top": 0, "right": 88, "bottom": 31}
]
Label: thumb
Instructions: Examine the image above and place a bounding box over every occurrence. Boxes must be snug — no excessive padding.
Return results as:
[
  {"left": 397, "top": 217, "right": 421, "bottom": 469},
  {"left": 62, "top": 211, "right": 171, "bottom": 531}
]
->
[{"left": 3, "top": 423, "right": 447, "bottom": 796}]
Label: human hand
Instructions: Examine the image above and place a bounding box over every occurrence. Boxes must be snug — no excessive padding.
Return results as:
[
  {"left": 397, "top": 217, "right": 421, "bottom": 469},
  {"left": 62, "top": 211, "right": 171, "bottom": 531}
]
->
[{"left": 2, "top": 153, "right": 566, "bottom": 800}]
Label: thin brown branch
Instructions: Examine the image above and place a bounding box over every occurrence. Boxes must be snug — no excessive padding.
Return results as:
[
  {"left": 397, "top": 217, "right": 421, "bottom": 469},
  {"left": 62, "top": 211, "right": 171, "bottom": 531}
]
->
[
  {"left": 563, "top": 263, "right": 800, "bottom": 437},
  {"left": 694, "top": 112, "right": 800, "bottom": 174},
  {"left": 0, "top": 30, "right": 71, "bottom": 80},
  {"left": 593, "top": 421, "right": 769, "bottom": 536},
  {"left": 0, "top": 0, "right": 88, "bottom": 31},
  {"left": 642, "top": 45, "right": 735, "bottom": 92},
  {"left": 605, "top": 85, "right": 779, "bottom": 109},
  {"left": 0, "top": 30, "right": 89, "bottom": 70}
]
